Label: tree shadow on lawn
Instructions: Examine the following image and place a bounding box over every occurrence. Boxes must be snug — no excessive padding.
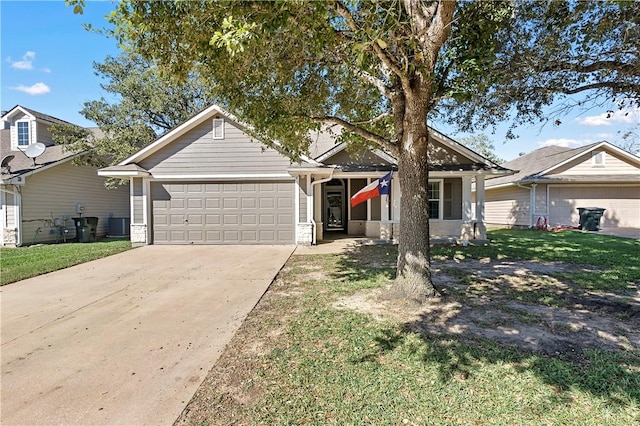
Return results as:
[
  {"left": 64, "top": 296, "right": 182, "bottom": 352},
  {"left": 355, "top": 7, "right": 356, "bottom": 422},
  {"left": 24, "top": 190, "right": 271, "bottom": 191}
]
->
[{"left": 332, "top": 242, "right": 640, "bottom": 408}]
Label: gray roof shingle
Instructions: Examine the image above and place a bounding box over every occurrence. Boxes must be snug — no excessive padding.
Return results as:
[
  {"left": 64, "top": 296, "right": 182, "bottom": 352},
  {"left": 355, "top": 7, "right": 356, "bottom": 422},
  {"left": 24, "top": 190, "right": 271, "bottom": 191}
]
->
[{"left": 486, "top": 143, "right": 601, "bottom": 187}]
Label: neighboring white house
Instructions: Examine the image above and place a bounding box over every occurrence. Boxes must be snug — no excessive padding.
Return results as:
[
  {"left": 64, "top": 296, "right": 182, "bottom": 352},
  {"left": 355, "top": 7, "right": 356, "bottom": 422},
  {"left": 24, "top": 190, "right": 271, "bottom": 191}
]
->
[
  {"left": 1, "top": 106, "right": 130, "bottom": 246},
  {"left": 483, "top": 142, "right": 640, "bottom": 229},
  {"left": 99, "top": 105, "right": 513, "bottom": 245}
]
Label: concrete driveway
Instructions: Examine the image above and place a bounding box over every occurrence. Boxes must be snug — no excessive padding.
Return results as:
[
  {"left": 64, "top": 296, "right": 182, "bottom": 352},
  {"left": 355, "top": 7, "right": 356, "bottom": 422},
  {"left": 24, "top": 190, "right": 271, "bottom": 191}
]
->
[{"left": 1, "top": 245, "right": 294, "bottom": 426}]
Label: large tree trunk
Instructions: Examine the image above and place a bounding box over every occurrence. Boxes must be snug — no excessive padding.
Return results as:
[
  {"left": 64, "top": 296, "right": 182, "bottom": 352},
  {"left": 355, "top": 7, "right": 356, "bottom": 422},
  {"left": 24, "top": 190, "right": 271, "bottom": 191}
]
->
[{"left": 390, "top": 101, "right": 438, "bottom": 302}]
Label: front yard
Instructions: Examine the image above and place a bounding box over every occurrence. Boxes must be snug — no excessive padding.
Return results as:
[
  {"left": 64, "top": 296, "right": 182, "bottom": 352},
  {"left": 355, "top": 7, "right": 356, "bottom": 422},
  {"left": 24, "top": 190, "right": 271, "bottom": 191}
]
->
[
  {"left": 177, "top": 230, "right": 640, "bottom": 425},
  {"left": 0, "top": 239, "right": 132, "bottom": 285}
]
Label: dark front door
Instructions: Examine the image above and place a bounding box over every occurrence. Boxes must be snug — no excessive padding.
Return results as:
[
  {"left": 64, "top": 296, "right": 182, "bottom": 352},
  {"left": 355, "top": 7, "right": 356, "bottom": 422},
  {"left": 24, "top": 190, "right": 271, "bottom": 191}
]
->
[{"left": 324, "top": 179, "right": 345, "bottom": 232}]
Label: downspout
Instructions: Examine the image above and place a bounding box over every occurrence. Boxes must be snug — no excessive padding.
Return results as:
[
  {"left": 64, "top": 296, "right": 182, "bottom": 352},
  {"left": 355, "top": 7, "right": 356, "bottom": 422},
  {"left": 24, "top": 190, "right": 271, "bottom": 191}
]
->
[
  {"left": 516, "top": 182, "right": 533, "bottom": 228},
  {"left": 310, "top": 167, "right": 336, "bottom": 245},
  {"left": 1, "top": 185, "right": 22, "bottom": 246}
]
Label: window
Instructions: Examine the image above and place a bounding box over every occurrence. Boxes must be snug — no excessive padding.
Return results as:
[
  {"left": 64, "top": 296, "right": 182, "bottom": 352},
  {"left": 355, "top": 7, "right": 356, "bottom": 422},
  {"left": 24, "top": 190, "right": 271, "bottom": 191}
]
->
[
  {"left": 17, "top": 121, "right": 30, "bottom": 146},
  {"left": 592, "top": 151, "right": 605, "bottom": 166},
  {"left": 428, "top": 180, "right": 443, "bottom": 219},
  {"left": 213, "top": 118, "right": 224, "bottom": 139}
]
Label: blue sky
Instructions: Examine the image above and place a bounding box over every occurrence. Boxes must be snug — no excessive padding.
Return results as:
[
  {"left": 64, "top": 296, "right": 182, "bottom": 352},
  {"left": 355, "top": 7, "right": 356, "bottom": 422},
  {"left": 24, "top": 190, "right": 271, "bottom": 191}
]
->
[{"left": 2, "top": 1, "right": 638, "bottom": 162}]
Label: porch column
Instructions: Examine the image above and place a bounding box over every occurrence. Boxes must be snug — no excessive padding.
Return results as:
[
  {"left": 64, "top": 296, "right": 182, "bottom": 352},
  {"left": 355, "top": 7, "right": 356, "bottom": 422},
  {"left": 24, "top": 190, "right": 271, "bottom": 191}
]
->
[
  {"left": 366, "top": 178, "right": 372, "bottom": 221},
  {"left": 461, "top": 175, "right": 473, "bottom": 241},
  {"left": 475, "top": 175, "right": 486, "bottom": 239},
  {"left": 143, "top": 179, "right": 151, "bottom": 244},
  {"left": 381, "top": 195, "right": 389, "bottom": 221},
  {"left": 391, "top": 173, "right": 401, "bottom": 240},
  {"left": 314, "top": 180, "right": 323, "bottom": 242},
  {"left": 380, "top": 183, "right": 391, "bottom": 240}
]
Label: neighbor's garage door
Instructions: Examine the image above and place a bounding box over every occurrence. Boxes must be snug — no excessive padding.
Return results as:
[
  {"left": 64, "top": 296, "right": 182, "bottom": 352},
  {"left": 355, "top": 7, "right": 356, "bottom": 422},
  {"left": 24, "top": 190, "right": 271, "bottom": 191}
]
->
[
  {"left": 152, "top": 181, "right": 295, "bottom": 244},
  {"left": 549, "top": 186, "right": 640, "bottom": 228}
]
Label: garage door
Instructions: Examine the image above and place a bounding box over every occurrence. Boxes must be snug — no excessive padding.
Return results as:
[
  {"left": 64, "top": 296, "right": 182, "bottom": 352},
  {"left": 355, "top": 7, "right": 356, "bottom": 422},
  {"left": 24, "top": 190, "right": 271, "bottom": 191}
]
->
[
  {"left": 152, "top": 181, "right": 295, "bottom": 244},
  {"left": 549, "top": 186, "right": 640, "bottom": 228}
]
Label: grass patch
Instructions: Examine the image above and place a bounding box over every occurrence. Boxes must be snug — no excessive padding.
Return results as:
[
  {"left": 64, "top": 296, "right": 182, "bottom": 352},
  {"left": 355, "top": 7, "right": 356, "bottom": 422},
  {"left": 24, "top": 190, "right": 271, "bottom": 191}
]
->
[
  {"left": 0, "top": 239, "right": 133, "bottom": 285},
  {"left": 178, "top": 230, "right": 640, "bottom": 425},
  {"left": 433, "top": 229, "right": 640, "bottom": 291}
]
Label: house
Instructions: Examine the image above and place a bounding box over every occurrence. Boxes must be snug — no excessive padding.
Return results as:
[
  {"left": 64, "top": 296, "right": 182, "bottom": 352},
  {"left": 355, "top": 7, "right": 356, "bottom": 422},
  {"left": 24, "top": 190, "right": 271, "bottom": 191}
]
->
[
  {"left": 483, "top": 142, "right": 640, "bottom": 229},
  {"left": 1, "top": 106, "right": 130, "bottom": 246},
  {"left": 98, "top": 105, "right": 513, "bottom": 245}
]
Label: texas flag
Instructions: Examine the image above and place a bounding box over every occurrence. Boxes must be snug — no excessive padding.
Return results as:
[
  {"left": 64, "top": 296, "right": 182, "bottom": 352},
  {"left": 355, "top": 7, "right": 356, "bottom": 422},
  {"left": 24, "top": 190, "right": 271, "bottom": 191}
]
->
[{"left": 350, "top": 172, "right": 392, "bottom": 207}]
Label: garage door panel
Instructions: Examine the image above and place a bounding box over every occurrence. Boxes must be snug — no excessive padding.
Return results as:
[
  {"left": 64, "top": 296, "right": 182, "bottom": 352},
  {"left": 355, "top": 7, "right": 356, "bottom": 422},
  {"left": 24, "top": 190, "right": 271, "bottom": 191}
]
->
[
  {"left": 187, "top": 198, "right": 202, "bottom": 208},
  {"left": 205, "top": 198, "right": 220, "bottom": 209},
  {"left": 278, "top": 213, "right": 293, "bottom": 225},
  {"left": 152, "top": 181, "right": 294, "bottom": 244},
  {"left": 242, "top": 198, "right": 256, "bottom": 208},
  {"left": 205, "top": 214, "right": 220, "bottom": 225},
  {"left": 223, "top": 198, "right": 238, "bottom": 209},
  {"left": 278, "top": 198, "right": 293, "bottom": 208},
  {"left": 241, "top": 214, "right": 257, "bottom": 225},
  {"left": 223, "top": 183, "right": 238, "bottom": 193},
  {"left": 260, "top": 198, "right": 275, "bottom": 208}
]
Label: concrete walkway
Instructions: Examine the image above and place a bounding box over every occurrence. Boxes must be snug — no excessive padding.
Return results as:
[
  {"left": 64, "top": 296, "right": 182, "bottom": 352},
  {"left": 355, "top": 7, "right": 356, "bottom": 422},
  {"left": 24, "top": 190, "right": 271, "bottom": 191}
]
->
[
  {"left": 1, "top": 245, "right": 294, "bottom": 426},
  {"left": 598, "top": 227, "right": 640, "bottom": 239}
]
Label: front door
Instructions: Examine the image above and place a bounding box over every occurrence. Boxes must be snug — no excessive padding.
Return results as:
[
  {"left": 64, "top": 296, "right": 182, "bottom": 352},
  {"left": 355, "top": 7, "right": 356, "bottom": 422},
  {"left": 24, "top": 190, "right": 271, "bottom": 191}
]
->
[{"left": 324, "top": 180, "right": 345, "bottom": 232}]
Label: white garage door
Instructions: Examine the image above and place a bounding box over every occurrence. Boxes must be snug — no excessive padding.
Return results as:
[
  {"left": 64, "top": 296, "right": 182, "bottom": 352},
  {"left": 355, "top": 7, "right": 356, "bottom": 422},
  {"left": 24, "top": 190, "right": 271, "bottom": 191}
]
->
[
  {"left": 152, "top": 181, "right": 295, "bottom": 244},
  {"left": 549, "top": 186, "right": 640, "bottom": 228}
]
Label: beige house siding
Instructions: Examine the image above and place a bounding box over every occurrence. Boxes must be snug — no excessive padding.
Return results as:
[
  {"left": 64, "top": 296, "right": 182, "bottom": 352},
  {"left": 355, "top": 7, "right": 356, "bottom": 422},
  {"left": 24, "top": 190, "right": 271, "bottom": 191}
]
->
[
  {"left": 485, "top": 186, "right": 530, "bottom": 227},
  {"left": 36, "top": 121, "right": 55, "bottom": 146},
  {"left": 20, "top": 161, "right": 129, "bottom": 244},
  {"left": 4, "top": 191, "right": 16, "bottom": 228},
  {"left": 324, "top": 149, "right": 390, "bottom": 167},
  {"left": 428, "top": 139, "right": 474, "bottom": 165},
  {"left": 555, "top": 149, "right": 640, "bottom": 175},
  {"left": 139, "top": 117, "right": 293, "bottom": 175},
  {"left": 548, "top": 185, "right": 640, "bottom": 228},
  {"left": 298, "top": 178, "right": 308, "bottom": 223},
  {"left": 132, "top": 178, "right": 144, "bottom": 223},
  {"left": 534, "top": 183, "right": 548, "bottom": 216}
]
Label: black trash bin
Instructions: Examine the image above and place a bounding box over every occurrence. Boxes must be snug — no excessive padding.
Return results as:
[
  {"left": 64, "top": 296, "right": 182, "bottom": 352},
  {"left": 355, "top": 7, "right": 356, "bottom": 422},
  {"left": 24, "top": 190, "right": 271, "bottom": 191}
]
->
[
  {"left": 577, "top": 207, "right": 606, "bottom": 231},
  {"left": 73, "top": 217, "right": 99, "bottom": 242}
]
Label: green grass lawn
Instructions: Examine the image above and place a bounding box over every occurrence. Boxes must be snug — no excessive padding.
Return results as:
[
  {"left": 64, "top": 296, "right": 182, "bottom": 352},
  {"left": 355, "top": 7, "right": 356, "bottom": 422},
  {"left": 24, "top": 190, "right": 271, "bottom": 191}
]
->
[
  {"left": 433, "top": 229, "right": 640, "bottom": 290},
  {"left": 179, "top": 229, "right": 640, "bottom": 425},
  {"left": 0, "top": 239, "right": 133, "bottom": 285}
]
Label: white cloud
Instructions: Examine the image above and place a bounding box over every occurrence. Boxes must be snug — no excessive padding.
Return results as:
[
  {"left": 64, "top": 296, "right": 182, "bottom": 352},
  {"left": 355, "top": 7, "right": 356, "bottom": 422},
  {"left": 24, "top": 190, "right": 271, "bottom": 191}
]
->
[
  {"left": 593, "top": 133, "right": 614, "bottom": 139},
  {"left": 537, "top": 138, "right": 592, "bottom": 149},
  {"left": 577, "top": 107, "right": 640, "bottom": 126},
  {"left": 7, "top": 51, "right": 36, "bottom": 70},
  {"left": 11, "top": 82, "right": 51, "bottom": 95}
]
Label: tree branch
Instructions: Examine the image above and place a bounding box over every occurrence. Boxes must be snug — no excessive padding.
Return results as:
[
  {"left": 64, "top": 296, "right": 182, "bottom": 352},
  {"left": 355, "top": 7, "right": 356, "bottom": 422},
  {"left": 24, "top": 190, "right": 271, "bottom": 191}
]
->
[
  {"left": 311, "top": 115, "right": 398, "bottom": 157},
  {"left": 542, "top": 59, "right": 638, "bottom": 75},
  {"left": 332, "top": 0, "right": 407, "bottom": 84}
]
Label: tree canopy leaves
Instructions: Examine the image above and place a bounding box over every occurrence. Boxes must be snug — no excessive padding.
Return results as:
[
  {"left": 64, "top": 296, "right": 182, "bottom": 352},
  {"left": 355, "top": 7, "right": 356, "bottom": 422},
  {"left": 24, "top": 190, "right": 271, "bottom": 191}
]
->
[{"left": 52, "top": 52, "right": 217, "bottom": 168}]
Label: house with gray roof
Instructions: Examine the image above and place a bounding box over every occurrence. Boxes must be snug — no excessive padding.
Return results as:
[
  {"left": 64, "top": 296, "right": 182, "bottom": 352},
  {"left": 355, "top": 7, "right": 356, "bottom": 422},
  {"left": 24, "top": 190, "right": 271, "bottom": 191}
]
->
[
  {"left": 1, "top": 106, "right": 129, "bottom": 246},
  {"left": 484, "top": 142, "right": 640, "bottom": 230},
  {"left": 99, "top": 104, "right": 512, "bottom": 246}
]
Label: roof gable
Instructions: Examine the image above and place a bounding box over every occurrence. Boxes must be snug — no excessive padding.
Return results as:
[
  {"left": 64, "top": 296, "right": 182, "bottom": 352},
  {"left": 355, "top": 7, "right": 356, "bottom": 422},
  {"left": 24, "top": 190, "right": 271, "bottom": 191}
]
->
[
  {"left": 317, "top": 142, "right": 397, "bottom": 167},
  {"left": 486, "top": 141, "right": 640, "bottom": 188},
  {"left": 120, "top": 105, "right": 318, "bottom": 166},
  {"left": 1, "top": 105, "right": 74, "bottom": 127}
]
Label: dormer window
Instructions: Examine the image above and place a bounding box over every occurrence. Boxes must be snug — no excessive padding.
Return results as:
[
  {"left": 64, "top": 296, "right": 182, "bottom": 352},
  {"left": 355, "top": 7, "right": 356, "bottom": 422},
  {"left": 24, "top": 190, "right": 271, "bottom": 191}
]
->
[
  {"left": 17, "top": 121, "right": 30, "bottom": 146},
  {"left": 592, "top": 151, "right": 605, "bottom": 167},
  {"left": 213, "top": 118, "right": 224, "bottom": 139}
]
